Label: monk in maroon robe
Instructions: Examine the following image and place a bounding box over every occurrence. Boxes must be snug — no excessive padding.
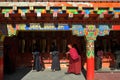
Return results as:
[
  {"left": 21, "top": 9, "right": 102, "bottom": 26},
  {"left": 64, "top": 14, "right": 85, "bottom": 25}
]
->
[{"left": 65, "top": 44, "right": 81, "bottom": 75}]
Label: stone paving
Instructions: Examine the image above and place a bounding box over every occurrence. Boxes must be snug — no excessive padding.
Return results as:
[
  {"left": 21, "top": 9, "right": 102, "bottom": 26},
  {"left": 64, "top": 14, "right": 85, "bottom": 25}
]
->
[
  {"left": 22, "top": 68, "right": 85, "bottom": 80},
  {"left": 4, "top": 67, "right": 120, "bottom": 80},
  {"left": 95, "top": 72, "right": 120, "bottom": 80},
  {"left": 5, "top": 68, "right": 86, "bottom": 80}
]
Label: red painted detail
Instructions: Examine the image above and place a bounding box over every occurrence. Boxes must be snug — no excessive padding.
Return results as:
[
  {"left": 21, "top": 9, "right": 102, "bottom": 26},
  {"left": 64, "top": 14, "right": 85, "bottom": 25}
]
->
[
  {"left": 112, "top": 25, "right": 120, "bottom": 30},
  {"left": 80, "top": 31, "right": 82, "bottom": 34},
  {"left": 87, "top": 57, "right": 94, "bottom": 80},
  {"left": 0, "top": 57, "right": 3, "bottom": 80}
]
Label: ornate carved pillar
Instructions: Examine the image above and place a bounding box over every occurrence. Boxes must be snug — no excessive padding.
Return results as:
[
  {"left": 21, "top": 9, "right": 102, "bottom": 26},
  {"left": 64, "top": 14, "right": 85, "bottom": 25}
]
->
[
  {"left": 72, "top": 24, "right": 110, "bottom": 80},
  {"left": 72, "top": 24, "right": 97, "bottom": 80},
  {"left": 84, "top": 25, "right": 110, "bottom": 80},
  {"left": 84, "top": 25, "right": 98, "bottom": 80}
]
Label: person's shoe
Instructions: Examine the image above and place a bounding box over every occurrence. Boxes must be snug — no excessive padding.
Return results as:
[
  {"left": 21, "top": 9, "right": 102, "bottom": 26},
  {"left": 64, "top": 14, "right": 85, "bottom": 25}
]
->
[
  {"left": 65, "top": 72, "right": 72, "bottom": 74},
  {"left": 36, "top": 70, "right": 40, "bottom": 72},
  {"left": 74, "top": 73, "right": 81, "bottom": 75},
  {"left": 56, "top": 69, "right": 61, "bottom": 71}
]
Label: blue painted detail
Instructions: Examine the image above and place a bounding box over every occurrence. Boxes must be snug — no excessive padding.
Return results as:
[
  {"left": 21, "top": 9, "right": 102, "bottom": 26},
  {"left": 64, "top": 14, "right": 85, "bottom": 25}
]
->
[
  {"left": 25, "top": 24, "right": 30, "bottom": 30},
  {"left": 98, "top": 25, "right": 110, "bottom": 36},
  {"left": 84, "top": 9, "right": 91, "bottom": 14},
  {"left": 52, "top": 9, "right": 62, "bottom": 14},
  {"left": 114, "top": 9, "right": 120, "bottom": 12},
  {"left": 63, "top": 25, "right": 70, "bottom": 30},
  {"left": 53, "top": 9, "right": 59, "bottom": 12},
  {"left": 21, "top": 9, "right": 28, "bottom": 13},
  {"left": 25, "top": 27, "right": 30, "bottom": 30},
  {"left": 72, "top": 25, "right": 84, "bottom": 36},
  {"left": 22, "top": 24, "right": 70, "bottom": 30}
]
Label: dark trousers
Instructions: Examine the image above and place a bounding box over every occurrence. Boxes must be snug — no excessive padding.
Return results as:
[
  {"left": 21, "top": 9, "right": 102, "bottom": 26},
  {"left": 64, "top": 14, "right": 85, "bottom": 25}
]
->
[{"left": 95, "top": 56, "right": 102, "bottom": 70}]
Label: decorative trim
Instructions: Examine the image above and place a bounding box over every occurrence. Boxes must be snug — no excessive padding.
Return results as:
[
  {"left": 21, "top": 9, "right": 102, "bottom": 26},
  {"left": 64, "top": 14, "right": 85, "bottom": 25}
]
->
[
  {"left": 72, "top": 24, "right": 84, "bottom": 36},
  {"left": 0, "top": 2, "right": 120, "bottom": 7}
]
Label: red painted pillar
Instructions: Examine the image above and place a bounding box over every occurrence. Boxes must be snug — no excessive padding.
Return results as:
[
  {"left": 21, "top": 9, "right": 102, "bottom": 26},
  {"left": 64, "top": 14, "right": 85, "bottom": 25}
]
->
[
  {"left": 0, "top": 42, "right": 3, "bottom": 80},
  {"left": 87, "top": 57, "right": 94, "bottom": 80},
  {"left": 86, "top": 41, "right": 95, "bottom": 80},
  {"left": 84, "top": 25, "right": 98, "bottom": 80}
]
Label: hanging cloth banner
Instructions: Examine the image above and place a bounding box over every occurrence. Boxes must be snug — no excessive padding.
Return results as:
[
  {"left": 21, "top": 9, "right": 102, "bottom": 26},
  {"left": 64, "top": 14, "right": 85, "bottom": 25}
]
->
[
  {"left": 72, "top": 24, "right": 84, "bottom": 36},
  {"left": 98, "top": 25, "right": 110, "bottom": 36}
]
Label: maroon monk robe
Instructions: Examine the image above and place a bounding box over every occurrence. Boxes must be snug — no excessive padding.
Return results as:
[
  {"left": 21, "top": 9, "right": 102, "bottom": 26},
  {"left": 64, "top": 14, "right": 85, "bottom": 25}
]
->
[{"left": 67, "top": 48, "right": 81, "bottom": 74}]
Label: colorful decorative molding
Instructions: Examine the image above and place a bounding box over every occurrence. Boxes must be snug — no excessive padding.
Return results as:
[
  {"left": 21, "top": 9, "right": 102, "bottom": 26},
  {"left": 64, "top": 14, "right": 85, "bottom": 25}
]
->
[
  {"left": 84, "top": 25, "right": 97, "bottom": 58},
  {"left": 2, "top": 9, "right": 13, "bottom": 14},
  {"left": 7, "top": 23, "right": 70, "bottom": 36},
  {"left": 86, "top": 41, "right": 94, "bottom": 58},
  {"left": 1, "top": 5, "right": 120, "bottom": 16},
  {"left": 84, "top": 25, "right": 98, "bottom": 41},
  {"left": 72, "top": 25, "right": 84, "bottom": 36},
  {"left": 18, "top": 8, "right": 30, "bottom": 14},
  {"left": 98, "top": 25, "right": 110, "bottom": 36},
  {"left": 7, "top": 24, "right": 16, "bottom": 36},
  {"left": 1, "top": 8, "right": 120, "bottom": 17},
  {"left": 35, "top": 9, "right": 46, "bottom": 13},
  {"left": 16, "top": 24, "right": 26, "bottom": 30},
  {"left": 50, "top": 9, "right": 62, "bottom": 14},
  {"left": 67, "top": 9, "right": 78, "bottom": 14},
  {"left": 0, "top": 2, "right": 120, "bottom": 7}
]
